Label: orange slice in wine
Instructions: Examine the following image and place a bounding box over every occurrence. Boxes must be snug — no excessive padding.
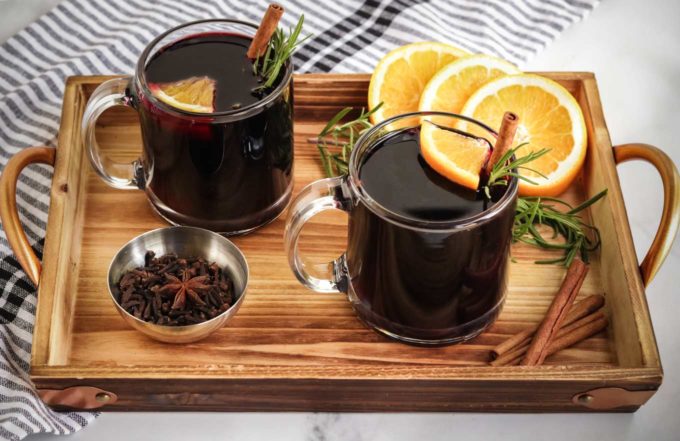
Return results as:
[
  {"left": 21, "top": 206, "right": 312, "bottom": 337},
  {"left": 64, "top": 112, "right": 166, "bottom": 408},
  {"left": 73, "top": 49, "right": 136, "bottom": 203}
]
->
[
  {"left": 149, "top": 76, "right": 216, "bottom": 113},
  {"left": 420, "top": 121, "right": 491, "bottom": 190}
]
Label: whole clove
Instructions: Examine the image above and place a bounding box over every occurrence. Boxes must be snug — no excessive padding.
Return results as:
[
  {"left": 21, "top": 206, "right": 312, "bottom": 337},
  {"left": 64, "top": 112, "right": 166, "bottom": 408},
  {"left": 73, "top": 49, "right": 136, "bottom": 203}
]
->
[{"left": 116, "top": 251, "right": 235, "bottom": 327}]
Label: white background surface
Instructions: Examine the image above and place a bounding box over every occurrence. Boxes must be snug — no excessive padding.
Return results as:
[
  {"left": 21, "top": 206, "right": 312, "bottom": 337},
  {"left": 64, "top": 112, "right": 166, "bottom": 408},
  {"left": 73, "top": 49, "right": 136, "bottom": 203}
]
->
[{"left": 1, "top": 0, "right": 679, "bottom": 439}]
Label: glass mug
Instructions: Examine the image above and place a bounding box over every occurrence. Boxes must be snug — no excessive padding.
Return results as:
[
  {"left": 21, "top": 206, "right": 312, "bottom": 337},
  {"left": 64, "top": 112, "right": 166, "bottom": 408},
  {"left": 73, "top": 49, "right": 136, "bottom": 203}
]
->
[
  {"left": 284, "top": 112, "right": 518, "bottom": 345},
  {"left": 83, "top": 19, "right": 294, "bottom": 235}
]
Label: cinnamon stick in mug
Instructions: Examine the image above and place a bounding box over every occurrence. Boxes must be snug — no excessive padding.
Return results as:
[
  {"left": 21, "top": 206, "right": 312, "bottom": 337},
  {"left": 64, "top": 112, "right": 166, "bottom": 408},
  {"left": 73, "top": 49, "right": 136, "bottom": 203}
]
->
[
  {"left": 485, "top": 112, "right": 519, "bottom": 174},
  {"left": 247, "top": 4, "right": 285, "bottom": 59},
  {"left": 521, "top": 258, "right": 589, "bottom": 366}
]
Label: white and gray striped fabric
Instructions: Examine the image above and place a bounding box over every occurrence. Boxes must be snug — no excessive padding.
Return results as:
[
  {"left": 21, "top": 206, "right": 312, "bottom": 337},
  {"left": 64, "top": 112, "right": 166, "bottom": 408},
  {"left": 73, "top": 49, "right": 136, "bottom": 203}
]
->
[{"left": 0, "top": 0, "right": 598, "bottom": 439}]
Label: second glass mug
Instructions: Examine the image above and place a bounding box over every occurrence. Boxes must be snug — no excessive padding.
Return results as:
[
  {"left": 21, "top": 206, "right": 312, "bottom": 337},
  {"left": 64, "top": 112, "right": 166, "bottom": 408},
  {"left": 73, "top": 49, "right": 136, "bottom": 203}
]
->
[
  {"left": 285, "top": 112, "right": 518, "bottom": 345},
  {"left": 82, "top": 19, "right": 294, "bottom": 235}
]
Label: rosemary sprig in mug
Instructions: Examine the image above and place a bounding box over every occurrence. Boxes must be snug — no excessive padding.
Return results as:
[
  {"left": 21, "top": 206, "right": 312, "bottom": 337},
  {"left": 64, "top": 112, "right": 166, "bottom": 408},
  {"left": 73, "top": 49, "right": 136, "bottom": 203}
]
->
[
  {"left": 313, "top": 107, "right": 607, "bottom": 264},
  {"left": 253, "top": 14, "right": 309, "bottom": 90},
  {"left": 483, "top": 144, "right": 550, "bottom": 199}
]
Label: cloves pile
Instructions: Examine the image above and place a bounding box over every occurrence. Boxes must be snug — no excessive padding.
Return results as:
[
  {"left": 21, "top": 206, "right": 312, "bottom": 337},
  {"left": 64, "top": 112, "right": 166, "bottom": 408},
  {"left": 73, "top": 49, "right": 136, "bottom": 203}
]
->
[{"left": 117, "top": 251, "right": 235, "bottom": 326}]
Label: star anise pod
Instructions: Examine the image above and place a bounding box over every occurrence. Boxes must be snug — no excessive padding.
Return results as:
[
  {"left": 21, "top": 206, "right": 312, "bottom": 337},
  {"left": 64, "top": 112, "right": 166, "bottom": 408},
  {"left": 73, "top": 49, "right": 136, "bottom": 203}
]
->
[{"left": 157, "top": 271, "right": 212, "bottom": 310}]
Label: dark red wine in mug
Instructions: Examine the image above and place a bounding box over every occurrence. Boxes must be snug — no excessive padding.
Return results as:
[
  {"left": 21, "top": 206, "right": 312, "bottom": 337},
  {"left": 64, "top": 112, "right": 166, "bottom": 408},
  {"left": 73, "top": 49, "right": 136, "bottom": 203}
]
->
[
  {"left": 347, "top": 127, "right": 514, "bottom": 343},
  {"left": 137, "top": 32, "right": 293, "bottom": 234}
]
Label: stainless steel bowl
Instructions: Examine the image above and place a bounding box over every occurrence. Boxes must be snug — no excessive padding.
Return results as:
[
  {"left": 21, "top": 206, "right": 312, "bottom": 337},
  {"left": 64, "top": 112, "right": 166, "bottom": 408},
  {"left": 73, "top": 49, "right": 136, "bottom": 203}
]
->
[{"left": 107, "top": 226, "right": 249, "bottom": 343}]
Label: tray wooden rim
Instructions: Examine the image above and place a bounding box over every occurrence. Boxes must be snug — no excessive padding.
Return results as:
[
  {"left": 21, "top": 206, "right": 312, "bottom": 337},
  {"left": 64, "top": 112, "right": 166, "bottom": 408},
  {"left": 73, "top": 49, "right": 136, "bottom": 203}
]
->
[{"left": 31, "top": 73, "right": 661, "bottom": 385}]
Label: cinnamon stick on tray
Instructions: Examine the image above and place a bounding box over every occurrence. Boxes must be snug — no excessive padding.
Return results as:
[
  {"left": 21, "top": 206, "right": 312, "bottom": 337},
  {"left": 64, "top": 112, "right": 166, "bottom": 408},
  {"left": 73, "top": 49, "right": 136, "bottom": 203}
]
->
[
  {"left": 548, "top": 315, "right": 608, "bottom": 356},
  {"left": 247, "top": 3, "right": 285, "bottom": 59},
  {"left": 491, "top": 294, "right": 605, "bottom": 360},
  {"left": 491, "top": 309, "right": 608, "bottom": 367},
  {"left": 521, "top": 258, "right": 589, "bottom": 366}
]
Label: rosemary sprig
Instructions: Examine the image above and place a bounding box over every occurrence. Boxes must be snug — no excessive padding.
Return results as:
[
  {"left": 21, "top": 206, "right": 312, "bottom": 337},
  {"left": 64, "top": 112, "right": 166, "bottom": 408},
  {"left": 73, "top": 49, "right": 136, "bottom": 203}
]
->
[
  {"left": 485, "top": 144, "right": 607, "bottom": 265},
  {"left": 513, "top": 189, "right": 608, "bottom": 266},
  {"left": 253, "top": 15, "right": 310, "bottom": 90},
  {"left": 483, "top": 144, "right": 550, "bottom": 199},
  {"left": 316, "top": 103, "right": 382, "bottom": 177}
]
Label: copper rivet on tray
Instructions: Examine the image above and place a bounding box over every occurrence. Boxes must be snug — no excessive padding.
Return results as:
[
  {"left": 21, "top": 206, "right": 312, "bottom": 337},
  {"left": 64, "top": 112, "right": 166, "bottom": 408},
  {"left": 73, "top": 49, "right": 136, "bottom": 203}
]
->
[
  {"left": 95, "top": 392, "right": 111, "bottom": 403},
  {"left": 577, "top": 394, "right": 594, "bottom": 404}
]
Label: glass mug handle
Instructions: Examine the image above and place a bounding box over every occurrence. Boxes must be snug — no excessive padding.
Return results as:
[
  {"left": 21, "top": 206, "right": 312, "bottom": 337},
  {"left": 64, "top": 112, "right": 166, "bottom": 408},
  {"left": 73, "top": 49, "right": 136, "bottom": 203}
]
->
[
  {"left": 82, "top": 76, "right": 142, "bottom": 190},
  {"left": 284, "top": 176, "right": 350, "bottom": 293}
]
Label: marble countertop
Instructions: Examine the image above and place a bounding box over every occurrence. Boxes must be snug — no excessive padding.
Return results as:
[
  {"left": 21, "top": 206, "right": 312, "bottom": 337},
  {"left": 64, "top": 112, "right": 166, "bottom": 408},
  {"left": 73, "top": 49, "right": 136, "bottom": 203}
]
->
[{"left": 4, "top": 0, "right": 679, "bottom": 440}]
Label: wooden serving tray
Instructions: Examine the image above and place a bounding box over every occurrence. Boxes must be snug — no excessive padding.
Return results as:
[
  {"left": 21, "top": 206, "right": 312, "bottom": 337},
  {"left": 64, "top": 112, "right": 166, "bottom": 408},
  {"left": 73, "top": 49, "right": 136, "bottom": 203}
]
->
[{"left": 2, "top": 73, "right": 678, "bottom": 412}]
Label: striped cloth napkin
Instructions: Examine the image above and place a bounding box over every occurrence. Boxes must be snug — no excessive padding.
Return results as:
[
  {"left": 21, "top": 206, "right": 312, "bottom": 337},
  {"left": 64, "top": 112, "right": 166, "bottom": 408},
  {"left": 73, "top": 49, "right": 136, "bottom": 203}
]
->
[{"left": 0, "top": 0, "right": 599, "bottom": 439}]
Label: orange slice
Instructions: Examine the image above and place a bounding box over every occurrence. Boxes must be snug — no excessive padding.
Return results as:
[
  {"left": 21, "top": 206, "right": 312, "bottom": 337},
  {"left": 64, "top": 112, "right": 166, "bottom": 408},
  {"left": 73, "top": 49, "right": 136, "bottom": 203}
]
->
[
  {"left": 459, "top": 74, "right": 587, "bottom": 196},
  {"left": 420, "top": 121, "right": 491, "bottom": 190},
  {"left": 149, "top": 76, "right": 216, "bottom": 113},
  {"left": 368, "top": 42, "right": 469, "bottom": 128},
  {"left": 419, "top": 54, "right": 520, "bottom": 116}
]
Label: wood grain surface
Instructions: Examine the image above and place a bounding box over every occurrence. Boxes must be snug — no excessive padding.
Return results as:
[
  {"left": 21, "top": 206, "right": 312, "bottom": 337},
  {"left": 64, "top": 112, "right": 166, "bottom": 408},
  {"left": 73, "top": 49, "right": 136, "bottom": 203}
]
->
[{"left": 27, "top": 74, "right": 662, "bottom": 412}]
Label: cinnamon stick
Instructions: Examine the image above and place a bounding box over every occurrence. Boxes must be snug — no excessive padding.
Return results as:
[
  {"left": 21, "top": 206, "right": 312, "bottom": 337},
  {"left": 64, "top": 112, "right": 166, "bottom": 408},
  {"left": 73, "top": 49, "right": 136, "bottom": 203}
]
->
[
  {"left": 247, "top": 3, "right": 285, "bottom": 59},
  {"left": 491, "top": 294, "right": 604, "bottom": 359},
  {"left": 558, "top": 309, "right": 606, "bottom": 337},
  {"left": 484, "top": 111, "right": 519, "bottom": 173},
  {"left": 511, "top": 315, "right": 608, "bottom": 366},
  {"left": 521, "top": 258, "right": 589, "bottom": 366},
  {"left": 548, "top": 316, "right": 608, "bottom": 354},
  {"left": 490, "top": 343, "right": 528, "bottom": 367},
  {"left": 490, "top": 309, "right": 606, "bottom": 367}
]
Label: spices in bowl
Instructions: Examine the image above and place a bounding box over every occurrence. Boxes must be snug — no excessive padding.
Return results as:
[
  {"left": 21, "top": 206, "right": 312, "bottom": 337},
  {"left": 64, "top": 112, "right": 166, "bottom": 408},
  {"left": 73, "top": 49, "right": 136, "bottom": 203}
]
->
[
  {"left": 117, "top": 252, "right": 235, "bottom": 327},
  {"left": 107, "top": 226, "right": 249, "bottom": 344}
]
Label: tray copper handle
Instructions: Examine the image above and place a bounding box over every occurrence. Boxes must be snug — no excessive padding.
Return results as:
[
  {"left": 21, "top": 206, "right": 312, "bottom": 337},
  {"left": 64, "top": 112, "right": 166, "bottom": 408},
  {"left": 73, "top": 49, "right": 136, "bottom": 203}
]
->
[
  {"left": 573, "top": 387, "right": 656, "bottom": 410},
  {"left": 38, "top": 386, "right": 117, "bottom": 409},
  {"left": 614, "top": 143, "right": 680, "bottom": 286},
  {"left": 0, "top": 146, "right": 56, "bottom": 286}
]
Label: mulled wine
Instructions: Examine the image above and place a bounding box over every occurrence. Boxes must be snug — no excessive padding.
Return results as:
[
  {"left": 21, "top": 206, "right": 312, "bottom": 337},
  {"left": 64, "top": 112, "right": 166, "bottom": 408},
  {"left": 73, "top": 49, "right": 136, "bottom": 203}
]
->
[
  {"left": 135, "top": 29, "right": 293, "bottom": 234},
  {"left": 83, "top": 20, "right": 294, "bottom": 235},
  {"left": 345, "top": 126, "right": 514, "bottom": 343},
  {"left": 285, "top": 112, "right": 518, "bottom": 345}
]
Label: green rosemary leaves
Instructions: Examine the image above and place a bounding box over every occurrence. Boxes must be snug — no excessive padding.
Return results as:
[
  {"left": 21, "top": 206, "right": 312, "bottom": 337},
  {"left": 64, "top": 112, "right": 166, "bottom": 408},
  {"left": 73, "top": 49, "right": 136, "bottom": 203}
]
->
[
  {"left": 483, "top": 144, "right": 550, "bottom": 198},
  {"left": 486, "top": 144, "right": 606, "bottom": 265},
  {"left": 316, "top": 104, "right": 382, "bottom": 177},
  {"left": 253, "top": 15, "right": 309, "bottom": 90},
  {"left": 513, "top": 189, "right": 608, "bottom": 265}
]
